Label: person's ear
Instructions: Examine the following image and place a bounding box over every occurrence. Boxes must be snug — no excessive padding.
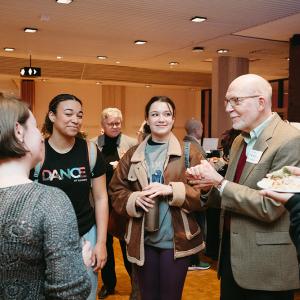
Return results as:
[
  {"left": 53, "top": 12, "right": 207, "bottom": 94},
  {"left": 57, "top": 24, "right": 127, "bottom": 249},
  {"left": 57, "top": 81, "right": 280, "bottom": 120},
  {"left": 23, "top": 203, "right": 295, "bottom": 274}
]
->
[
  {"left": 258, "top": 96, "right": 266, "bottom": 111},
  {"left": 15, "top": 122, "right": 24, "bottom": 143},
  {"left": 48, "top": 111, "right": 56, "bottom": 123}
]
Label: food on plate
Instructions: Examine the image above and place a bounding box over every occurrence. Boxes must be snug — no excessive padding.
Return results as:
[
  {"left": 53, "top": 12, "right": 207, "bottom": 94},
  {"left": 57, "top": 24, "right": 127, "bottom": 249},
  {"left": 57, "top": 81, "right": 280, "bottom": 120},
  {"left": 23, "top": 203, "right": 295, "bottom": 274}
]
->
[
  {"left": 257, "top": 167, "right": 300, "bottom": 192},
  {"left": 267, "top": 166, "right": 291, "bottom": 179}
]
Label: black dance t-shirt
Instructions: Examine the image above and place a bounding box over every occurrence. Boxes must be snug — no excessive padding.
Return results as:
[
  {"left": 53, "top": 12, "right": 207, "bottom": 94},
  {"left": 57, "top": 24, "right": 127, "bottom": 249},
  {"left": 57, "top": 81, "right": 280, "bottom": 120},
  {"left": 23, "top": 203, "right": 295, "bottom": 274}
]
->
[{"left": 36, "top": 137, "right": 106, "bottom": 236}]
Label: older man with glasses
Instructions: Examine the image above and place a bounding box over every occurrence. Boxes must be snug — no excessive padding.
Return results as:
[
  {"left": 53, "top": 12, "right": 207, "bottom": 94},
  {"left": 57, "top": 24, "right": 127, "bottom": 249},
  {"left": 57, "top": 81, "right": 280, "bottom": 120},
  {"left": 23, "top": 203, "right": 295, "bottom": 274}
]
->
[
  {"left": 91, "top": 107, "right": 137, "bottom": 299},
  {"left": 187, "top": 74, "right": 300, "bottom": 300}
]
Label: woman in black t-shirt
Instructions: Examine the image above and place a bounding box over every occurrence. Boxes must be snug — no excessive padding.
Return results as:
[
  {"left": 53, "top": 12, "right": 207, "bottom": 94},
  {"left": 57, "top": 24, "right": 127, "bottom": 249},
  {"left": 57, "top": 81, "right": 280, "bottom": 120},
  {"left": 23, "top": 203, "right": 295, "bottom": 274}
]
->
[{"left": 38, "top": 94, "right": 109, "bottom": 300}]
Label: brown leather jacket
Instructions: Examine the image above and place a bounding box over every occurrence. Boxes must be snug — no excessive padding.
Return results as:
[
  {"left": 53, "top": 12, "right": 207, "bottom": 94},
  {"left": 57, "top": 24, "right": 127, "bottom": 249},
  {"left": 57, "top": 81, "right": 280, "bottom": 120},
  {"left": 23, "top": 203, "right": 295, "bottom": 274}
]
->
[{"left": 109, "top": 133, "right": 205, "bottom": 266}]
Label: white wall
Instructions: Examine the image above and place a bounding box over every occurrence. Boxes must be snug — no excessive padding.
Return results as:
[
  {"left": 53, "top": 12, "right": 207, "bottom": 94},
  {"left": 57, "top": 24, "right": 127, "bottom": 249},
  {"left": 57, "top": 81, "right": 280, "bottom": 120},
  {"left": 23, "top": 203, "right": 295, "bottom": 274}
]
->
[{"left": 35, "top": 81, "right": 102, "bottom": 138}]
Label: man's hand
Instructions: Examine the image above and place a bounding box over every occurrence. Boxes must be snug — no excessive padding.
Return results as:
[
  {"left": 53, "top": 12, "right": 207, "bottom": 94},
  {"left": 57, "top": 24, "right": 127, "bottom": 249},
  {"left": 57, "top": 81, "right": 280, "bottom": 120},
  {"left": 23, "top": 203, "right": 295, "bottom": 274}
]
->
[{"left": 186, "top": 160, "right": 224, "bottom": 188}]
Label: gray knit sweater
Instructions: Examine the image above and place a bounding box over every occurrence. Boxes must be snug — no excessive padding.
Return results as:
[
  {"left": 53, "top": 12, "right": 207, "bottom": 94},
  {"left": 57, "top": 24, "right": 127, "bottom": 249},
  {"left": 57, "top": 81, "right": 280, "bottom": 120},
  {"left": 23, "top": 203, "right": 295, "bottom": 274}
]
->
[{"left": 0, "top": 182, "right": 91, "bottom": 299}]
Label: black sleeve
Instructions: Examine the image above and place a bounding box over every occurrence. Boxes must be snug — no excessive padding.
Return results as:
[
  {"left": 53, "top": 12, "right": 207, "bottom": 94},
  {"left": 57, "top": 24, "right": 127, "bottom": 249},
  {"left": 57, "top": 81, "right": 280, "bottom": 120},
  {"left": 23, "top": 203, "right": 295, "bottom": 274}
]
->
[
  {"left": 91, "top": 148, "right": 107, "bottom": 178},
  {"left": 285, "top": 194, "right": 300, "bottom": 257}
]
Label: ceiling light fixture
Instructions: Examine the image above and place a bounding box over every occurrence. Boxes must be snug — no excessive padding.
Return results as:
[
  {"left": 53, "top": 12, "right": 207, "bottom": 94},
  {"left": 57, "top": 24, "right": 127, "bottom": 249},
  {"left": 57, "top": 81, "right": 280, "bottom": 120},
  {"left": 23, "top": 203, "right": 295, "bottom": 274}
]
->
[
  {"left": 115, "top": 61, "right": 121, "bottom": 64},
  {"left": 24, "top": 27, "right": 38, "bottom": 33},
  {"left": 192, "top": 47, "right": 204, "bottom": 53},
  {"left": 20, "top": 55, "right": 41, "bottom": 77},
  {"left": 96, "top": 81, "right": 102, "bottom": 85},
  {"left": 56, "top": 56, "right": 63, "bottom": 59},
  {"left": 97, "top": 56, "right": 108, "bottom": 60},
  {"left": 56, "top": 0, "right": 73, "bottom": 4},
  {"left": 4, "top": 47, "right": 15, "bottom": 52},
  {"left": 134, "top": 40, "right": 147, "bottom": 45},
  {"left": 169, "top": 61, "right": 179, "bottom": 66},
  {"left": 217, "top": 49, "right": 229, "bottom": 54},
  {"left": 145, "top": 84, "right": 152, "bottom": 88},
  {"left": 190, "top": 16, "right": 207, "bottom": 23}
]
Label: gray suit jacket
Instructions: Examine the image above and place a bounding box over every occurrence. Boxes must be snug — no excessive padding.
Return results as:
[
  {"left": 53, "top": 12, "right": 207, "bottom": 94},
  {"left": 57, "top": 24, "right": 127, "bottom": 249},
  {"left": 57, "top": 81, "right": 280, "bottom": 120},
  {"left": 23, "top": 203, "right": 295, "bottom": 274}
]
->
[{"left": 210, "top": 113, "right": 300, "bottom": 291}]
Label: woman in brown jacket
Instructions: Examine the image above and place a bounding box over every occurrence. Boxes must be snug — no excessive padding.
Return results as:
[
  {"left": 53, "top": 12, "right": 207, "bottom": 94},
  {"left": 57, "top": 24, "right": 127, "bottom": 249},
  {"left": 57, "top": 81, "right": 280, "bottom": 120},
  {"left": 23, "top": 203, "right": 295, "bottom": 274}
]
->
[{"left": 109, "top": 96, "right": 205, "bottom": 300}]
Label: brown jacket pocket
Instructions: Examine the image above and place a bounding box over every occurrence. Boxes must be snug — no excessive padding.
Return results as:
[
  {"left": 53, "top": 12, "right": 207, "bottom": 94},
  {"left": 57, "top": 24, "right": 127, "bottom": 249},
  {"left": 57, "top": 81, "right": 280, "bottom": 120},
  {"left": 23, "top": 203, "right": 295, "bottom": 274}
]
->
[{"left": 180, "top": 210, "right": 200, "bottom": 240}]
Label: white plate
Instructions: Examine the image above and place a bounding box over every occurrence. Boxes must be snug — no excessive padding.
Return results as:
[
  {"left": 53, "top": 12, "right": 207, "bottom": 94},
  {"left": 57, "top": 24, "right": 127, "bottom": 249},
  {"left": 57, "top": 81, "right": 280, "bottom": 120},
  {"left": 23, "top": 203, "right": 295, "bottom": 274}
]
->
[{"left": 257, "top": 178, "right": 300, "bottom": 193}]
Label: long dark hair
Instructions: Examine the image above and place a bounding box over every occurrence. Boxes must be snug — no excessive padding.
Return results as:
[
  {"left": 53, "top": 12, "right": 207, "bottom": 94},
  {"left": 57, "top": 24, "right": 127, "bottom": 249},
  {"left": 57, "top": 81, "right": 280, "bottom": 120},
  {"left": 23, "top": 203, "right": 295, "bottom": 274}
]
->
[
  {"left": 42, "top": 94, "right": 82, "bottom": 136},
  {"left": 144, "top": 96, "right": 176, "bottom": 133},
  {"left": 219, "top": 128, "right": 241, "bottom": 161}
]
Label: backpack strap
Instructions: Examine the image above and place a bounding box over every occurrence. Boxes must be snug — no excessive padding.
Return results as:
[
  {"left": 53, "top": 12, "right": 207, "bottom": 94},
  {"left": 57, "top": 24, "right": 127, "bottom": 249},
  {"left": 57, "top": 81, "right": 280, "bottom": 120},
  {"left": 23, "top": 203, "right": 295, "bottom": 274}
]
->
[
  {"left": 33, "top": 162, "right": 42, "bottom": 181},
  {"left": 87, "top": 140, "right": 97, "bottom": 176},
  {"left": 184, "top": 141, "right": 191, "bottom": 169}
]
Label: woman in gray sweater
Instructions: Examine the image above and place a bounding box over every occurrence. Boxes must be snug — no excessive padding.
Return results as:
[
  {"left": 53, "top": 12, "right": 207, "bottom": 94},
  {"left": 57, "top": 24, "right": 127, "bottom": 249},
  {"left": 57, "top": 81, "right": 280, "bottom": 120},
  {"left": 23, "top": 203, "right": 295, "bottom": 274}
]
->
[{"left": 0, "top": 96, "right": 91, "bottom": 299}]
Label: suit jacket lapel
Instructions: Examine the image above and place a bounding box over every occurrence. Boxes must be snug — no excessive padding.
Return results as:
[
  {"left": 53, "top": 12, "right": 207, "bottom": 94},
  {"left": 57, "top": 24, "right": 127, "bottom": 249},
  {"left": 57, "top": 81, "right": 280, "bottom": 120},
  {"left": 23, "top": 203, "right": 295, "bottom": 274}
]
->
[{"left": 239, "top": 113, "right": 281, "bottom": 184}]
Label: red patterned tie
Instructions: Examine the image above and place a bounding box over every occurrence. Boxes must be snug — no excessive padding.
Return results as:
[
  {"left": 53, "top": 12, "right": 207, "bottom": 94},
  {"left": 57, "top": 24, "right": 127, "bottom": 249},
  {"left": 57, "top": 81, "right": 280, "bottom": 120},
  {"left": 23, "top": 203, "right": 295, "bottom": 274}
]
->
[
  {"left": 224, "top": 142, "right": 247, "bottom": 231},
  {"left": 233, "top": 143, "right": 247, "bottom": 183}
]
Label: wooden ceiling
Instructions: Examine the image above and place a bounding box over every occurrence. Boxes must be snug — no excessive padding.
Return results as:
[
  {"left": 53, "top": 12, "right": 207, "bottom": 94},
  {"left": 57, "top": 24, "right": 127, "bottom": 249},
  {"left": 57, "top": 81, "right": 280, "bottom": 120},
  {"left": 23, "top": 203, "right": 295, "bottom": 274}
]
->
[{"left": 0, "top": 0, "right": 300, "bottom": 86}]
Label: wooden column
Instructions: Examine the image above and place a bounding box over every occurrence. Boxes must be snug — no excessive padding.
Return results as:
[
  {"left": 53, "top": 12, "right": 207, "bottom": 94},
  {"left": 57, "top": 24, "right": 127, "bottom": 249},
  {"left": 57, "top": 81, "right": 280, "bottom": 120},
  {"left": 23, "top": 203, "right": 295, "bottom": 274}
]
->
[
  {"left": 21, "top": 79, "right": 35, "bottom": 110},
  {"left": 288, "top": 34, "right": 300, "bottom": 122},
  {"left": 211, "top": 56, "right": 249, "bottom": 139}
]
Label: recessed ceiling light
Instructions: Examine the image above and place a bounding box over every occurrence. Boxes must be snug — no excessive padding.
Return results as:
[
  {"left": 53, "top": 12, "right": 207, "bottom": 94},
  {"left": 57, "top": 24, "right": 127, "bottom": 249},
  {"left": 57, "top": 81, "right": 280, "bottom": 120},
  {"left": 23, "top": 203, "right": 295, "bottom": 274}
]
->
[
  {"left": 96, "top": 81, "right": 102, "bottom": 85},
  {"left": 40, "top": 14, "right": 50, "bottom": 22},
  {"left": 192, "top": 47, "right": 204, "bottom": 53},
  {"left": 56, "top": 0, "right": 73, "bottom": 4},
  {"left": 24, "top": 27, "right": 38, "bottom": 33},
  {"left": 97, "top": 56, "right": 108, "bottom": 60},
  {"left": 56, "top": 56, "right": 63, "bottom": 59},
  {"left": 169, "top": 61, "right": 179, "bottom": 66},
  {"left": 134, "top": 40, "right": 147, "bottom": 45},
  {"left": 4, "top": 47, "right": 15, "bottom": 52},
  {"left": 145, "top": 84, "right": 152, "bottom": 88},
  {"left": 115, "top": 61, "right": 121, "bottom": 64},
  {"left": 217, "top": 49, "right": 229, "bottom": 54},
  {"left": 204, "top": 58, "right": 213, "bottom": 62},
  {"left": 190, "top": 16, "right": 207, "bottom": 23}
]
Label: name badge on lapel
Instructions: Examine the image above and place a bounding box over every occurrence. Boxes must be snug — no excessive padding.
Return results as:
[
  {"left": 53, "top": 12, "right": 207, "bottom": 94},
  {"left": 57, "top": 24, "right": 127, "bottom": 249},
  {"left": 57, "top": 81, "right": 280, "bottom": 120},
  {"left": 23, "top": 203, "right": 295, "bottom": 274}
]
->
[{"left": 247, "top": 149, "right": 263, "bottom": 164}]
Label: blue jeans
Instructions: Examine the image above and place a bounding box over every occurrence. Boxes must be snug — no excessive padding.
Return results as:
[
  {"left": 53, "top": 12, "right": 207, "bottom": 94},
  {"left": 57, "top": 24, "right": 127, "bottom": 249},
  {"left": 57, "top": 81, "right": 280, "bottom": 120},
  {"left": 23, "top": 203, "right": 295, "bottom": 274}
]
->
[{"left": 81, "top": 225, "right": 98, "bottom": 300}]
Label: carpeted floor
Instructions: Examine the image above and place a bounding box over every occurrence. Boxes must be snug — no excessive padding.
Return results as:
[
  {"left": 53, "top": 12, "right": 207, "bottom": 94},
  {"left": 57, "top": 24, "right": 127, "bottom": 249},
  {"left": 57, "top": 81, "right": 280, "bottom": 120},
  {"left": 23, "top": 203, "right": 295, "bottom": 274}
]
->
[{"left": 97, "top": 238, "right": 300, "bottom": 300}]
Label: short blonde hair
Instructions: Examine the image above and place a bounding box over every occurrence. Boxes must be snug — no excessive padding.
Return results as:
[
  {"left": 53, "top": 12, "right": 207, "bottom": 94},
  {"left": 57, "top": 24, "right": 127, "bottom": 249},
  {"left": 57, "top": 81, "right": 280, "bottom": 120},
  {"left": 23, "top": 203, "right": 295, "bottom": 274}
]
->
[{"left": 101, "top": 107, "right": 123, "bottom": 123}]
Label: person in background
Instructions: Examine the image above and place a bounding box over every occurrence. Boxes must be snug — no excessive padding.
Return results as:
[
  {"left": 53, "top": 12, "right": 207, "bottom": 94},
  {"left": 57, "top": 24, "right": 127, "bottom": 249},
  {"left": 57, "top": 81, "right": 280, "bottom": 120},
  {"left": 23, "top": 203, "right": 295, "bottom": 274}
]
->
[
  {"left": 205, "top": 128, "right": 241, "bottom": 260},
  {"left": 260, "top": 166, "right": 300, "bottom": 264},
  {"left": 183, "top": 118, "right": 210, "bottom": 270},
  {"left": 34, "top": 94, "right": 109, "bottom": 300},
  {"left": 0, "top": 96, "right": 91, "bottom": 299},
  {"left": 91, "top": 107, "right": 137, "bottom": 299},
  {"left": 187, "top": 74, "right": 300, "bottom": 300},
  {"left": 184, "top": 118, "right": 206, "bottom": 157},
  {"left": 109, "top": 96, "right": 205, "bottom": 300}
]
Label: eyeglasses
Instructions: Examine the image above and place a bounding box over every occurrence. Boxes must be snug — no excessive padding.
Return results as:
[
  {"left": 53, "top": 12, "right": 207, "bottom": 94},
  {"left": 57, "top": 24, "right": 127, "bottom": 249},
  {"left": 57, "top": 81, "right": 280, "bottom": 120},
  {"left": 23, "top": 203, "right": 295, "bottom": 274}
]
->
[
  {"left": 106, "top": 121, "right": 121, "bottom": 128},
  {"left": 224, "top": 95, "right": 260, "bottom": 107}
]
